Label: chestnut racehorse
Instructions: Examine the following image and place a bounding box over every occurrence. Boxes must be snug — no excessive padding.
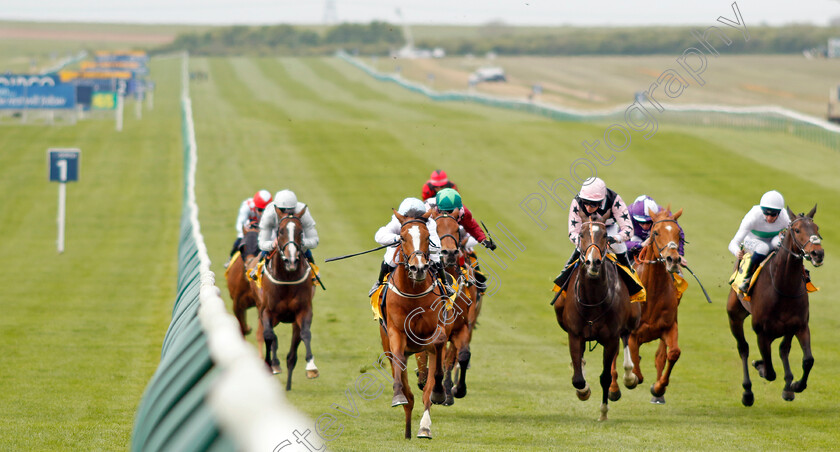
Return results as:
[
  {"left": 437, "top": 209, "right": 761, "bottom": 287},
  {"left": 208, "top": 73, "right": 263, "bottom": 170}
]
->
[
  {"left": 727, "top": 206, "right": 824, "bottom": 406},
  {"left": 554, "top": 212, "right": 641, "bottom": 421},
  {"left": 611, "top": 207, "right": 684, "bottom": 404},
  {"left": 256, "top": 207, "right": 319, "bottom": 390},
  {"left": 416, "top": 211, "right": 482, "bottom": 406},
  {"left": 226, "top": 222, "right": 261, "bottom": 336},
  {"left": 379, "top": 210, "right": 450, "bottom": 439}
]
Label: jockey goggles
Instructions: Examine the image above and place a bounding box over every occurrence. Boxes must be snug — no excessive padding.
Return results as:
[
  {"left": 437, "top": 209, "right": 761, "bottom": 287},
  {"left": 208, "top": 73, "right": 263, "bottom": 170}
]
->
[
  {"left": 761, "top": 207, "right": 781, "bottom": 217},
  {"left": 580, "top": 198, "right": 601, "bottom": 208}
]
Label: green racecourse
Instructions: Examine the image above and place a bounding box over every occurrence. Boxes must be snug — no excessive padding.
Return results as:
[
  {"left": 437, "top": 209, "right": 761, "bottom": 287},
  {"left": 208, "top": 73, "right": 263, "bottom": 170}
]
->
[
  {"left": 0, "top": 59, "right": 182, "bottom": 449},
  {"left": 190, "top": 57, "right": 840, "bottom": 451}
]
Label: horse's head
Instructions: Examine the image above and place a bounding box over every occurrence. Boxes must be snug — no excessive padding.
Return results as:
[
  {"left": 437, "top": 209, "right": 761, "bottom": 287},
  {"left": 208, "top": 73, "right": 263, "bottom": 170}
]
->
[
  {"left": 394, "top": 209, "right": 433, "bottom": 281},
  {"left": 579, "top": 212, "right": 609, "bottom": 278},
  {"left": 274, "top": 207, "right": 306, "bottom": 273},
  {"left": 433, "top": 209, "right": 461, "bottom": 268},
  {"left": 242, "top": 221, "right": 261, "bottom": 261},
  {"left": 786, "top": 205, "right": 824, "bottom": 267},
  {"left": 648, "top": 206, "right": 683, "bottom": 273}
]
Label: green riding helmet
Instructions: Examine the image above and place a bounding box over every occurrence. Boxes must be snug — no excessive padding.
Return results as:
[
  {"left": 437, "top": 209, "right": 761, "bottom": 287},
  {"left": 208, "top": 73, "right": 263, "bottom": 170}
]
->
[{"left": 436, "top": 188, "right": 462, "bottom": 211}]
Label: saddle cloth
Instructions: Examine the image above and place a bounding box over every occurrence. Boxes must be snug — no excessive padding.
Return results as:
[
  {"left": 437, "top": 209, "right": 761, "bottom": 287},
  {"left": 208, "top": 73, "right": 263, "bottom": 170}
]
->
[{"left": 552, "top": 255, "right": 646, "bottom": 303}]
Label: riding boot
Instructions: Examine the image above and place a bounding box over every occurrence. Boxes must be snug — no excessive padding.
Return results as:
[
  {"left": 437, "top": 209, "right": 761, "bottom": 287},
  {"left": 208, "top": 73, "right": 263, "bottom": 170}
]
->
[
  {"left": 225, "top": 237, "right": 243, "bottom": 268},
  {"left": 249, "top": 250, "right": 268, "bottom": 280},
  {"left": 468, "top": 252, "right": 488, "bottom": 291},
  {"left": 369, "top": 261, "right": 392, "bottom": 297},
  {"left": 739, "top": 253, "right": 765, "bottom": 293},
  {"left": 305, "top": 249, "right": 314, "bottom": 262},
  {"left": 553, "top": 249, "right": 581, "bottom": 289},
  {"left": 435, "top": 261, "right": 456, "bottom": 296},
  {"left": 616, "top": 251, "right": 635, "bottom": 273}
]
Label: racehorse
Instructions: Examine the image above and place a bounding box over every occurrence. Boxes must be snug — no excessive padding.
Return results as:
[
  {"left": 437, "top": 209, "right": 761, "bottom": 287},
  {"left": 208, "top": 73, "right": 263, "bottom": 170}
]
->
[
  {"left": 554, "top": 211, "right": 641, "bottom": 421},
  {"left": 612, "top": 207, "right": 684, "bottom": 404},
  {"left": 255, "top": 207, "right": 319, "bottom": 390},
  {"left": 416, "top": 211, "right": 482, "bottom": 405},
  {"left": 226, "top": 222, "right": 261, "bottom": 336},
  {"left": 727, "top": 206, "right": 824, "bottom": 406},
  {"left": 379, "top": 210, "right": 450, "bottom": 439}
]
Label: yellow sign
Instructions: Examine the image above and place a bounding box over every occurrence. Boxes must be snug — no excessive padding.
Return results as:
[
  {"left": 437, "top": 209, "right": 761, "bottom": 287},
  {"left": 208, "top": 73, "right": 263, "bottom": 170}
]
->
[
  {"left": 91, "top": 92, "right": 117, "bottom": 110},
  {"left": 81, "top": 61, "right": 141, "bottom": 71},
  {"left": 59, "top": 70, "right": 133, "bottom": 82},
  {"left": 95, "top": 50, "right": 147, "bottom": 57}
]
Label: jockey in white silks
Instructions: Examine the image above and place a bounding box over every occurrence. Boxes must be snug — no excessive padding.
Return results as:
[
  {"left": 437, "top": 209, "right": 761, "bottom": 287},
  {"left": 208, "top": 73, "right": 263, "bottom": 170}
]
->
[
  {"left": 258, "top": 189, "right": 319, "bottom": 262},
  {"left": 728, "top": 190, "right": 790, "bottom": 292},
  {"left": 369, "top": 197, "right": 443, "bottom": 296}
]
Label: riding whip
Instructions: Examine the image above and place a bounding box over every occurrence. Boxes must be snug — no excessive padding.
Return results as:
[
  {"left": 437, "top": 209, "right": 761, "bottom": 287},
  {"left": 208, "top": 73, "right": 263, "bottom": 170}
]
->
[
  {"left": 325, "top": 241, "right": 399, "bottom": 262},
  {"left": 479, "top": 221, "right": 497, "bottom": 251},
  {"left": 682, "top": 265, "right": 713, "bottom": 303},
  {"left": 305, "top": 257, "right": 326, "bottom": 291}
]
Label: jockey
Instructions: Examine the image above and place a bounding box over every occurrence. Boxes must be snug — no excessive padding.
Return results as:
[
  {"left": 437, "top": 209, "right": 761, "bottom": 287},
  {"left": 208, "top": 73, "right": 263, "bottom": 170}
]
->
[
  {"left": 257, "top": 189, "right": 319, "bottom": 264},
  {"left": 728, "top": 190, "right": 790, "bottom": 292},
  {"left": 421, "top": 169, "right": 459, "bottom": 203},
  {"left": 228, "top": 189, "right": 272, "bottom": 261},
  {"left": 626, "top": 195, "right": 686, "bottom": 264},
  {"left": 369, "top": 197, "right": 443, "bottom": 296},
  {"left": 553, "top": 177, "right": 633, "bottom": 291}
]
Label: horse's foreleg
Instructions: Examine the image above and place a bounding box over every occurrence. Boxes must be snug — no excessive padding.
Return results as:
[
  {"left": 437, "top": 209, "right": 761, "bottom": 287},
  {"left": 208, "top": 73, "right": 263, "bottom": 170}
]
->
[
  {"left": 568, "top": 335, "right": 589, "bottom": 400},
  {"left": 232, "top": 294, "right": 250, "bottom": 336},
  {"left": 792, "top": 326, "right": 814, "bottom": 393},
  {"left": 599, "top": 338, "right": 620, "bottom": 421},
  {"left": 260, "top": 310, "right": 281, "bottom": 374},
  {"left": 387, "top": 332, "right": 409, "bottom": 407},
  {"left": 415, "top": 352, "right": 428, "bottom": 391},
  {"left": 285, "top": 322, "right": 301, "bottom": 391},
  {"left": 754, "top": 331, "right": 776, "bottom": 382},
  {"left": 628, "top": 333, "right": 644, "bottom": 385},
  {"left": 453, "top": 329, "right": 471, "bottom": 399},
  {"left": 608, "top": 352, "right": 621, "bottom": 402},
  {"left": 430, "top": 328, "right": 447, "bottom": 405},
  {"left": 779, "top": 334, "right": 795, "bottom": 401},
  {"left": 442, "top": 342, "right": 456, "bottom": 406},
  {"left": 652, "top": 324, "right": 680, "bottom": 401},
  {"left": 401, "top": 363, "right": 414, "bottom": 439},
  {"left": 300, "top": 310, "right": 319, "bottom": 379},
  {"left": 727, "top": 291, "right": 753, "bottom": 406}
]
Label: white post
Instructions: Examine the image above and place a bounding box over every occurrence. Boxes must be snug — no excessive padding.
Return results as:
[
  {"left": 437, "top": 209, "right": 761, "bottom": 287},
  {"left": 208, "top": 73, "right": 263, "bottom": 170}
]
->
[
  {"left": 57, "top": 182, "right": 66, "bottom": 253},
  {"left": 135, "top": 97, "right": 142, "bottom": 119},
  {"left": 116, "top": 93, "right": 124, "bottom": 132}
]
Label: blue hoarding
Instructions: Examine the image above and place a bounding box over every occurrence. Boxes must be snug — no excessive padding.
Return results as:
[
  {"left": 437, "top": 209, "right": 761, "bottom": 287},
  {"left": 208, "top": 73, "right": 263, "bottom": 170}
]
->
[{"left": 0, "top": 75, "right": 76, "bottom": 109}]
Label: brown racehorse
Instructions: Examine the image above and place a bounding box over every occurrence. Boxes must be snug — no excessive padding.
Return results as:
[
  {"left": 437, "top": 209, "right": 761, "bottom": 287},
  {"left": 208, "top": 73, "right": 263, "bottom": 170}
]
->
[
  {"left": 416, "top": 212, "right": 482, "bottom": 406},
  {"left": 380, "top": 210, "right": 450, "bottom": 439},
  {"left": 727, "top": 206, "right": 824, "bottom": 406},
  {"left": 610, "top": 207, "right": 684, "bottom": 404},
  {"left": 226, "top": 222, "right": 261, "bottom": 336},
  {"left": 255, "top": 207, "right": 319, "bottom": 390},
  {"left": 555, "top": 212, "right": 641, "bottom": 421}
]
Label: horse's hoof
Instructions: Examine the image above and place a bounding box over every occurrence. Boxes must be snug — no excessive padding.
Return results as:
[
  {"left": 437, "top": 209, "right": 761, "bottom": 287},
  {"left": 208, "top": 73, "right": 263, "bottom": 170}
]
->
[
  {"left": 650, "top": 396, "right": 666, "bottom": 404},
  {"left": 791, "top": 381, "right": 807, "bottom": 393},
  {"left": 576, "top": 386, "right": 591, "bottom": 401},
  {"left": 417, "top": 427, "right": 432, "bottom": 439},
  {"left": 650, "top": 384, "right": 665, "bottom": 398},
  {"left": 453, "top": 384, "right": 467, "bottom": 399},
  {"left": 598, "top": 403, "right": 609, "bottom": 422},
  {"left": 431, "top": 390, "right": 446, "bottom": 405},
  {"left": 391, "top": 394, "right": 408, "bottom": 407},
  {"left": 271, "top": 365, "right": 282, "bottom": 375},
  {"left": 306, "top": 369, "right": 319, "bottom": 379},
  {"left": 443, "top": 394, "right": 454, "bottom": 406},
  {"left": 608, "top": 390, "right": 621, "bottom": 402},
  {"left": 782, "top": 390, "right": 795, "bottom": 401},
  {"left": 741, "top": 392, "right": 754, "bottom": 407},
  {"left": 624, "top": 374, "right": 639, "bottom": 390}
]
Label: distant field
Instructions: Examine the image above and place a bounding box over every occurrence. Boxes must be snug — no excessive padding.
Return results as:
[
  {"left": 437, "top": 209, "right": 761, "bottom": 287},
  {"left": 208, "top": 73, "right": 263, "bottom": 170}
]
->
[
  {"left": 382, "top": 55, "right": 840, "bottom": 117},
  {"left": 190, "top": 56, "right": 840, "bottom": 451}
]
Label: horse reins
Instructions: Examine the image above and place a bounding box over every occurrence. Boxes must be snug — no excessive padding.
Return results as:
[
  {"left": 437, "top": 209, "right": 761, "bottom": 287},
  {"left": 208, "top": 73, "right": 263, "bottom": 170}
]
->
[
  {"left": 636, "top": 219, "right": 680, "bottom": 265},
  {"left": 264, "top": 214, "right": 308, "bottom": 285},
  {"left": 768, "top": 217, "right": 815, "bottom": 298}
]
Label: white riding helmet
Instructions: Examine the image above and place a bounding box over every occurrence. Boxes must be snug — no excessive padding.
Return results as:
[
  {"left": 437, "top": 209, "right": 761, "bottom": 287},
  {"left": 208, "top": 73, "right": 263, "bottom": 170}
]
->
[
  {"left": 274, "top": 189, "right": 298, "bottom": 209},
  {"left": 398, "top": 197, "right": 426, "bottom": 216},
  {"left": 759, "top": 190, "right": 784, "bottom": 211}
]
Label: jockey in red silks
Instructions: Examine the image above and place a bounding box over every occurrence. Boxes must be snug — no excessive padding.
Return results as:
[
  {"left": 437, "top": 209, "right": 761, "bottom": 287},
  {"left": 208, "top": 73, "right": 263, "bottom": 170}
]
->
[
  {"left": 421, "top": 169, "right": 459, "bottom": 203},
  {"left": 552, "top": 177, "right": 634, "bottom": 292},
  {"left": 228, "top": 189, "right": 273, "bottom": 261}
]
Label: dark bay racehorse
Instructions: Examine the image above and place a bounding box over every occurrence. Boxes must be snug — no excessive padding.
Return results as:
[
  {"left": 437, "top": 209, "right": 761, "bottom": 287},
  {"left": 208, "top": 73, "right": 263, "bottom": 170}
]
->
[
  {"left": 555, "top": 212, "right": 641, "bottom": 421},
  {"left": 416, "top": 211, "right": 482, "bottom": 406},
  {"left": 256, "top": 207, "right": 319, "bottom": 390},
  {"left": 727, "top": 206, "right": 824, "bottom": 406},
  {"left": 226, "top": 222, "right": 261, "bottom": 336},
  {"left": 380, "top": 210, "right": 450, "bottom": 439},
  {"left": 613, "top": 207, "right": 684, "bottom": 404}
]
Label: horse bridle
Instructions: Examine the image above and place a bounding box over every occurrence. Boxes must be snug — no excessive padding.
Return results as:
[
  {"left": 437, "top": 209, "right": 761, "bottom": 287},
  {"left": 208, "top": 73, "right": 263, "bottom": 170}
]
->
[
  {"left": 580, "top": 220, "right": 607, "bottom": 263},
  {"left": 435, "top": 213, "right": 461, "bottom": 257},
  {"left": 781, "top": 217, "right": 821, "bottom": 261},
  {"left": 272, "top": 214, "right": 304, "bottom": 261},
  {"left": 394, "top": 218, "right": 432, "bottom": 267},
  {"left": 638, "top": 219, "right": 680, "bottom": 264}
]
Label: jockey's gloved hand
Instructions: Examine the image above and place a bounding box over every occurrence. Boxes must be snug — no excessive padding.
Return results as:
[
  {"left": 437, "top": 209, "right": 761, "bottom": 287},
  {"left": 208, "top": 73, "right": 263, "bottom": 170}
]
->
[
  {"left": 606, "top": 236, "right": 617, "bottom": 245},
  {"left": 482, "top": 239, "right": 497, "bottom": 251}
]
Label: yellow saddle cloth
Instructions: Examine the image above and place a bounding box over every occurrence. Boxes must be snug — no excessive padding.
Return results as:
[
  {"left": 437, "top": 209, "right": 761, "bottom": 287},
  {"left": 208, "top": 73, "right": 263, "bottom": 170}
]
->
[
  {"left": 224, "top": 251, "right": 241, "bottom": 278},
  {"left": 551, "top": 255, "right": 646, "bottom": 303},
  {"left": 369, "top": 275, "right": 454, "bottom": 322}
]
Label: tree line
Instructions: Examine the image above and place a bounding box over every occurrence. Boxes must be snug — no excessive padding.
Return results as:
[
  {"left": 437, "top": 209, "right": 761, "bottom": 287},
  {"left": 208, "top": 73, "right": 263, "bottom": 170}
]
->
[{"left": 153, "top": 22, "right": 840, "bottom": 56}]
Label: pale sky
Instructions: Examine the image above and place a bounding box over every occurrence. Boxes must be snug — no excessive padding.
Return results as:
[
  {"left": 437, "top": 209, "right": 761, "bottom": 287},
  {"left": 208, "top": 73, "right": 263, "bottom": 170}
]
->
[{"left": 0, "top": 0, "right": 837, "bottom": 26}]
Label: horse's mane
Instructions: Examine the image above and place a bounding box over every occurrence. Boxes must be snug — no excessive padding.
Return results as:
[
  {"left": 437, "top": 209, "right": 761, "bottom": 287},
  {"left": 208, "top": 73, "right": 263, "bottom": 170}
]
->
[{"left": 402, "top": 208, "right": 428, "bottom": 220}]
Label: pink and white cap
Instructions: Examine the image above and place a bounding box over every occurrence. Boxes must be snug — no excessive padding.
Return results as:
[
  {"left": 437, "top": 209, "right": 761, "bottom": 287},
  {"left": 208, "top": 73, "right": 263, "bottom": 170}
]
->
[{"left": 579, "top": 177, "right": 606, "bottom": 202}]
